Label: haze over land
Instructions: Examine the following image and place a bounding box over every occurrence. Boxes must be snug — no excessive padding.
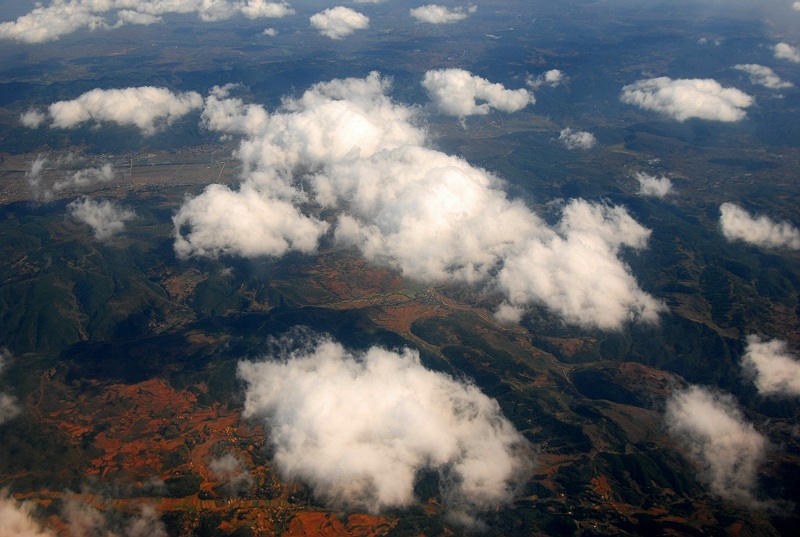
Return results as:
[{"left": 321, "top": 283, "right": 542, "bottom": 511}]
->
[{"left": 0, "top": 1, "right": 799, "bottom": 536}]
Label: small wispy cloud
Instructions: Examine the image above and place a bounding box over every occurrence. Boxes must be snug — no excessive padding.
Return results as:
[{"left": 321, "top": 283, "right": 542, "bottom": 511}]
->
[
  {"left": 208, "top": 454, "right": 254, "bottom": 496},
  {"left": 734, "top": 64, "right": 793, "bottom": 89},
  {"left": 527, "top": 69, "right": 566, "bottom": 89},
  {"left": 665, "top": 385, "right": 767, "bottom": 504},
  {"left": 0, "top": 349, "right": 20, "bottom": 426}
]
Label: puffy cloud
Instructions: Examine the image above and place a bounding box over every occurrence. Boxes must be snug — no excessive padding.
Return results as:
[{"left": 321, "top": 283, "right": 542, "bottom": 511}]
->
[
  {"left": 0, "top": 491, "right": 54, "bottom": 537},
  {"left": 173, "top": 183, "right": 328, "bottom": 258},
  {"left": 794, "top": 2, "right": 800, "bottom": 11},
  {"left": 35, "top": 87, "right": 204, "bottom": 135},
  {"left": 238, "top": 333, "right": 530, "bottom": 520},
  {"left": 262, "top": 27, "right": 277, "bottom": 36},
  {"left": 20, "top": 109, "right": 46, "bottom": 128},
  {"left": 558, "top": 127, "right": 596, "bottom": 150},
  {"left": 620, "top": 77, "right": 754, "bottom": 122},
  {"left": 0, "top": 1, "right": 108, "bottom": 44},
  {"left": 719, "top": 202, "right": 800, "bottom": 250},
  {"left": 495, "top": 200, "right": 665, "bottom": 330},
  {"left": 177, "top": 73, "right": 663, "bottom": 330},
  {"left": 774, "top": 42, "right": 800, "bottom": 63},
  {"left": 527, "top": 69, "right": 565, "bottom": 89},
  {"left": 410, "top": 4, "right": 476, "bottom": 24},
  {"left": 0, "top": 349, "right": 20, "bottom": 427},
  {"left": 635, "top": 172, "right": 673, "bottom": 198},
  {"left": 665, "top": 385, "right": 767, "bottom": 504},
  {"left": 67, "top": 197, "right": 136, "bottom": 240},
  {"left": 734, "top": 64, "right": 794, "bottom": 89},
  {"left": 742, "top": 335, "right": 800, "bottom": 397},
  {"left": 209, "top": 454, "right": 254, "bottom": 496},
  {"left": 239, "top": 1, "right": 294, "bottom": 19},
  {"left": 422, "top": 69, "right": 534, "bottom": 117},
  {"left": 309, "top": 7, "right": 369, "bottom": 39}
]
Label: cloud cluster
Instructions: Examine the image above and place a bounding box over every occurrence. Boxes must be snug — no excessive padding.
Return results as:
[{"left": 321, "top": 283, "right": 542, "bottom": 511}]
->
[
  {"left": 209, "top": 454, "right": 254, "bottom": 496},
  {"left": 774, "top": 42, "right": 800, "bottom": 63},
  {"left": 742, "top": 335, "right": 800, "bottom": 397},
  {"left": 0, "top": 1, "right": 295, "bottom": 44},
  {"left": 422, "top": 68, "right": 533, "bottom": 117},
  {"left": 67, "top": 197, "right": 136, "bottom": 240},
  {"left": 23, "top": 87, "right": 203, "bottom": 136},
  {"left": 527, "top": 69, "right": 565, "bottom": 89},
  {"left": 410, "top": 4, "right": 476, "bottom": 24},
  {"left": 309, "top": 7, "right": 369, "bottom": 39},
  {"left": 238, "top": 333, "right": 530, "bottom": 519},
  {"left": 635, "top": 172, "right": 673, "bottom": 198},
  {"left": 719, "top": 202, "right": 800, "bottom": 250},
  {"left": 0, "top": 349, "right": 20, "bottom": 427},
  {"left": 0, "top": 491, "right": 54, "bottom": 537},
  {"left": 558, "top": 127, "right": 596, "bottom": 150},
  {"left": 665, "top": 385, "right": 767, "bottom": 504},
  {"left": 620, "top": 77, "right": 754, "bottom": 122},
  {"left": 734, "top": 64, "right": 794, "bottom": 89},
  {"left": 175, "top": 72, "right": 663, "bottom": 330}
]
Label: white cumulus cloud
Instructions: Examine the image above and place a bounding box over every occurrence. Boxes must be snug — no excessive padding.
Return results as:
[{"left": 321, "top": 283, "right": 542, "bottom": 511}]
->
[
  {"left": 173, "top": 183, "right": 328, "bottom": 259},
  {"left": 20, "top": 109, "right": 46, "bottom": 128},
  {"left": 176, "top": 73, "right": 663, "bottom": 330},
  {"left": 635, "top": 172, "right": 673, "bottom": 198},
  {"left": 620, "top": 77, "right": 754, "bottom": 122},
  {"left": 774, "top": 42, "right": 800, "bottom": 63},
  {"left": 734, "top": 64, "right": 793, "bottom": 89},
  {"left": 719, "top": 202, "right": 800, "bottom": 250},
  {"left": 495, "top": 200, "right": 665, "bottom": 330},
  {"left": 665, "top": 385, "right": 767, "bottom": 504},
  {"left": 558, "top": 127, "right": 596, "bottom": 150},
  {"left": 67, "top": 197, "right": 136, "bottom": 240},
  {"left": 410, "top": 4, "right": 476, "bottom": 24},
  {"left": 422, "top": 68, "right": 533, "bottom": 117},
  {"left": 742, "top": 335, "right": 800, "bottom": 397},
  {"left": 527, "top": 69, "right": 565, "bottom": 89},
  {"left": 309, "top": 6, "right": 369, "bottom": 39},
  {"left": 33, "top": 86, "right": 204, "bottom": 135},
  {"left": 239, "top": 0, "right": 294, "bottom": 19},
  {"left": 238, "top": 333, "right": 531, "bottom": 520}
]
